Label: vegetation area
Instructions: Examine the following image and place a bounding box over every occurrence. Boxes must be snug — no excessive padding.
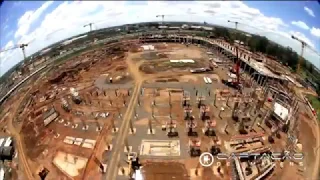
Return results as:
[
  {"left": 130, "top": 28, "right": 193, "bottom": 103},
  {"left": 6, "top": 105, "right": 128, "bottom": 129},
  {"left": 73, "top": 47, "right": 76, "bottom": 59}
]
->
[{"left": 307, "top": 95, "right": 320, "bottom": 121}]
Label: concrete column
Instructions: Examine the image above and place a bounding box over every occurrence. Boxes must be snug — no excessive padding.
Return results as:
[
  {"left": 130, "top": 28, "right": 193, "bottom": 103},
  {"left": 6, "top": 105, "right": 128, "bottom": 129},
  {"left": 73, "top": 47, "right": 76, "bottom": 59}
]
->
[
  {"left": 214, "top": 93, "right": 217, "bottom": 107},
  {"left": 219, "top": 107, "right": 225, "bottom": 119},
  {"left": 226, "top": 95, "right": 231, "bottom": 107},
  {"left": 257, "top": 74, "right": 262, "bottom": 86},
  {"left": 243, "top": 62, "right": 247, "bottom": 72},
  {"left": 254, "top": 73, "right": 259, "bottom": 86}
]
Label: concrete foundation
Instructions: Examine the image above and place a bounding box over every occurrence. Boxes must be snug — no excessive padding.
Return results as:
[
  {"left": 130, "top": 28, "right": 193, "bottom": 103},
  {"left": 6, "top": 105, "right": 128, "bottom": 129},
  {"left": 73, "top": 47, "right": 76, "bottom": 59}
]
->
[{"left": 140, "top": 139, "right": 180, "bottom": 156}]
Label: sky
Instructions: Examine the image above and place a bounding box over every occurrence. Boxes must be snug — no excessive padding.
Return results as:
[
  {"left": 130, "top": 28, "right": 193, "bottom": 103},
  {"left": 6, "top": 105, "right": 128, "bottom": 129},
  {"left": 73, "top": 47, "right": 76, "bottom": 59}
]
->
[{"left": 0, "top": 1, "right": 320, "bottom": 76}]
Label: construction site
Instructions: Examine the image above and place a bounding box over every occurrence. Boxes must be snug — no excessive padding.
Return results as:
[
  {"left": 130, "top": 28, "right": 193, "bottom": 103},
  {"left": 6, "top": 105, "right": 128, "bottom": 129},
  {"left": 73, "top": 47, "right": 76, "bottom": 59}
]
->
[{"left": 0, "top": 28, "right": 319, "bottom": 180}]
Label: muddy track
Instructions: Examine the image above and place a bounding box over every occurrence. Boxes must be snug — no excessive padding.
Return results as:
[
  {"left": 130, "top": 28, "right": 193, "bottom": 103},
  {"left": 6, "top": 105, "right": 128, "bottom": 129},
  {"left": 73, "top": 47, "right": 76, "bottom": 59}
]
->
[
  {"left": 7, "top": 70, "right": 50, "bottom": 180},
  {"left": 104, "top": 55, "right": 144, "bottom": 180}
]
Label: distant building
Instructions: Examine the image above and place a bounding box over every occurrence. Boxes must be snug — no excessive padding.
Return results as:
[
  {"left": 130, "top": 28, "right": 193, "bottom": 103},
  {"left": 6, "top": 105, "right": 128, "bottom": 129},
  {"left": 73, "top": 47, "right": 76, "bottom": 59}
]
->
[
  {"left": 202, "top": 26, "right": 214, "bottom": 31},
  {"left": 181, "top": 24, "right": 189, "bottom": 29},
  {"left": 169, "top": 26, "right": 180, "bottom": 30},
  {"left": 158, "top": 26, "right": 168, "bottom": 29},
  {"left": 43, "top": 108, "right": 59, "bottom": 127},
  {"left": 0, "top": 161, "right": 11, "bottom": 180},
  {"left": 170, "top": 59, "right": 195, "bottom": 63}
]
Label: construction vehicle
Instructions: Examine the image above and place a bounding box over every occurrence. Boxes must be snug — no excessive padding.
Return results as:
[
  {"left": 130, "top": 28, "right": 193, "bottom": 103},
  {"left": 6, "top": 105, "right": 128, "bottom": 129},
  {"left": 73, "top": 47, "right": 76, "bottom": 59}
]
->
[
  {"left": 61, "top": 98, "right": 71, "bottom": 112},
  {"left": 38, "top": 167, "right": 50, "bottom": 179},
  {"left": 189, "top": 138, "right": 201, "bottom": 157},
  {"left": 70, "top": 88, "right": 82, "bottom": 104},
  {"left": 304, "top": 96, "right": 317, "bottom": 116}
]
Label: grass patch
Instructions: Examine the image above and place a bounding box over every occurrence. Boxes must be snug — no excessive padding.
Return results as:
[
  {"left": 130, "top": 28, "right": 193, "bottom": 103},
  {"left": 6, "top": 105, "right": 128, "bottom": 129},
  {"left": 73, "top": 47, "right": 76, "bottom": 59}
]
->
[
  {"left": 53, "top": 44, "right": 104, "bottom": 66},
  {"left": 306, "top": 95, "right": 320, "bottom": 121}
]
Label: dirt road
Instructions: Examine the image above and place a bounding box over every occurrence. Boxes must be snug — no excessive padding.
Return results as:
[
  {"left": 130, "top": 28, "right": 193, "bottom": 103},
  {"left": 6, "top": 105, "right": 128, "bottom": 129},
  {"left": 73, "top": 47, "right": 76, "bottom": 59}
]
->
[
  {"left": 5, "top": 68, "right": 51, "bottom": 180},
  {"left": 104, "top": 55, "right": 144, "bottom": 180},
  {"left": 7, "top": 95, "right": 34, "bottom": 180},
  {"left": 296, "top": 88, "right": 320, "bottom": 180},
  {"left": 311, "top": 115, "right": 320, "bottom": 180}
]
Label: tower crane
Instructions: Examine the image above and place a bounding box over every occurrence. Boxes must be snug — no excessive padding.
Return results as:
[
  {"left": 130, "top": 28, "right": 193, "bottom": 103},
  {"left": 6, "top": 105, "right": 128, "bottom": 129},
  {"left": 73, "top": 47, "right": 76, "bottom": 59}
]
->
[
  {"left": 84, "top": 22, "right": 94, "bottom": 32},
  {"left": 0, "top": 39, "right": 34, "bottom": 61},
  {"left": 227, "top": 20, "right": 242, "bottom": 92},
  {"left": 227, "top": 20, "right": 239, "bottom": 31},
  {"left": 291, "top": 35, "right": 319, "bottom": 75},
  {"left": 156, "top": 15, "right": 166, "bottom": 24},
  {"left": 0, "top": 40, "right": 34, "bottom": 74},
  {"left": 156, "top": 14, "right": 173, "bottom": 34}
]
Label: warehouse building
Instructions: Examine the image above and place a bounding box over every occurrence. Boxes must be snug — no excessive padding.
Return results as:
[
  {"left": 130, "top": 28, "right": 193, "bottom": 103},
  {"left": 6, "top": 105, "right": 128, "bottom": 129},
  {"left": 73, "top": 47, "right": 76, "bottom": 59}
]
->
[{"left": 43, "top": 107, "right": 59, "bottom": 127}]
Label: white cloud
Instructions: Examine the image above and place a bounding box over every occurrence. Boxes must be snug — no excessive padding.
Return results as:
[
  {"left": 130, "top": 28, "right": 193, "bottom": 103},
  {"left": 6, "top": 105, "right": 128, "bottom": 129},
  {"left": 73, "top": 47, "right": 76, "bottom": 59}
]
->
[
  {"left": 291, "top": 21, "right": 309, "bottom": 30},
  {"left": 304, "top": 6, "right": 315, "bottom": 17},
  {"left": 14, "top": 1, "right": 54, "bottom": 38},
  {"left": 0, "top": 41, "right": 15, "bottom": 74},
  {"left": 311, "top": 27, "right": 320, "bottom": 38},
  {"left": 1, "top": 1, "right": 320, "bottom": 76}
]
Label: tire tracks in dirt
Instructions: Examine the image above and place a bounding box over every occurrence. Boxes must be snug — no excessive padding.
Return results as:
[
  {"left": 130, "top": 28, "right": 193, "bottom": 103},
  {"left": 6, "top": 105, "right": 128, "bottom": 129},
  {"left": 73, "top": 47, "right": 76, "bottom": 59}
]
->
[{"left": 104, "top": 55, "right": 144, "bottom": 180}]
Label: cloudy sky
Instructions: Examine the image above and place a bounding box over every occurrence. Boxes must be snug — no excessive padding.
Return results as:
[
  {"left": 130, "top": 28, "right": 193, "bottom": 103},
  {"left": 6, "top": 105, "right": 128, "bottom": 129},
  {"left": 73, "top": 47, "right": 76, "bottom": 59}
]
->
[{"left": 0, "top": 1, "right": 320, "bottom": 76}]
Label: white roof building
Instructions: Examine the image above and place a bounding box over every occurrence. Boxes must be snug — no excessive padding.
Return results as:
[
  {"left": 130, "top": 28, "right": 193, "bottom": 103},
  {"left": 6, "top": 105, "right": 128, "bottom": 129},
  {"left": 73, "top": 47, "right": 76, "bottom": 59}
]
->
[
  {"left": 141, "top": 45, "right": 155, "bottom": 51},
  {"left": 273, "top": 102, "right": 289, "bottom": 121},
  {"left": 170, "top": 59, "right": 195, "bottom": 63},
  {"left": 202, "top": 26, "right": 213, "bottom": 31}
]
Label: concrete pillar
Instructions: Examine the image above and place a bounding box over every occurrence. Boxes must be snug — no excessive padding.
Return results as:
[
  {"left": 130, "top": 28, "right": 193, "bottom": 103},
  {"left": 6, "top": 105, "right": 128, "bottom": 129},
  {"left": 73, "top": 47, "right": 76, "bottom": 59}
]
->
[
  {"left": 129, "top": 119, "right": 136, "bottom": 134},
  {"left": 250, "top": 114, "right": 259, "bottom": 131},
  {"left": 214, "top": 93, "right": 217, "bottom": 107},
  {"left": 226, "top": 96, "right": 231, "bottom": 107},
  {"left": 112, "top": 118, "right": 118, "bottom": 133},
  {"left": 151, "top": 105, "right": 155, "bottom": 119},
  {"left": 243, "top": 62, "right": 247, "bottom": 72},
  {"left": 257, "top": 74, "right": 262, "bottom": 86},
  {"left": 219, "top": 107, "right": 225, "bottom": 119},
  {"left": 148, "top": 118, "right": 154, "bottom": 134}
]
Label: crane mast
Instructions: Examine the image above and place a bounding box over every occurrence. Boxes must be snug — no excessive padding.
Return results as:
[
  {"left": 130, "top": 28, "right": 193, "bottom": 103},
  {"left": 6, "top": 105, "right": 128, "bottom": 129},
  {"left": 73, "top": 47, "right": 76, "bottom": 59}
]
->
[
  {"left": 84, "top": 23, "right": 94, "bottom": 32},
  {"left": 156, "top": 15, "right": 165, "bottom": 24},
  {"left": 228, "top": 20, "right": 241, "bottom": 87},
  {"left": 20, "top": 44, "right": 28, "bottom": 60},
  {"left": 291, "top": 35, "right": 308, "bottom": 74}
]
